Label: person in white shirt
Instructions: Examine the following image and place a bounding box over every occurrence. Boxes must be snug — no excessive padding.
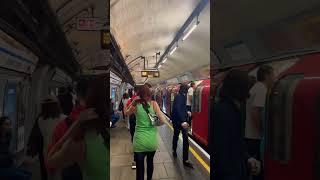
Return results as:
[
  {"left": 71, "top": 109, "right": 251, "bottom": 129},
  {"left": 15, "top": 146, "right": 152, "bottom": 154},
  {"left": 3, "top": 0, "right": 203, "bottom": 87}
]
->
[
  {"left": 38, "top": 95, "right": 67, "bottom": 180},
  {"left": 186, "top": 82, "right": 196, "bottom": 122},
  {"left": 245, "top": 65, "right": 274, "bottom": 180}
]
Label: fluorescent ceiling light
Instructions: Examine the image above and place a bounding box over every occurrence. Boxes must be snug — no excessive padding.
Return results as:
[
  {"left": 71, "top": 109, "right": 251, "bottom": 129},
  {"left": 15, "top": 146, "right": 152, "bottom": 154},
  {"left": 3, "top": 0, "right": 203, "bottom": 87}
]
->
[
  {"left": 169, "top": 46, "right": 177, "bottom": 55},
  {"left": 163, "top": 58, "right": 168, "bottom": 63},
  {"left": 182, "top": 23, "right": 198, "bottom": 41},
  {"left": 158, "top": 64, "right": 162, "bottom": 68}
]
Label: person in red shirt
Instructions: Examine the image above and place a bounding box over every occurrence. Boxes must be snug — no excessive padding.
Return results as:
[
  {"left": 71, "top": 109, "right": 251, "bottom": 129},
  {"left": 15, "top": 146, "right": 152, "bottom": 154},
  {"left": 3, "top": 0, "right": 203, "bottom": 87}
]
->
[
  {"left": 125, "top": 86, "right": 140, "bottom": 169},
  {"left": 125, "top": 86, "right": 140, "bottom": 141},
  {"left": 46, "top": 78, "right": 89, "bottom": 179}
]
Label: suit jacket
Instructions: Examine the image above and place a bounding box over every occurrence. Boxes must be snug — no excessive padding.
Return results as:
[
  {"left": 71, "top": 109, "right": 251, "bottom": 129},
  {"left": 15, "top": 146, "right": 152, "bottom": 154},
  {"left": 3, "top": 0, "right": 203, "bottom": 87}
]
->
[
  {"left": 212, "top": 97, "right": 250, "bottom": 180},
  {"left": 171, "top": 93, "right": 188, "bottom": 127}
]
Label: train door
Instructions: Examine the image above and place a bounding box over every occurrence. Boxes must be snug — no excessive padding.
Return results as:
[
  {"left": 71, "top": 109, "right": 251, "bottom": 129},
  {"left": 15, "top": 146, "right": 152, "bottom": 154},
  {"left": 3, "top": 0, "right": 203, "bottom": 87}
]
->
[
  {"left": 191, "top": 85, "right": 203, "bottom": 134},
  {"left": 316, "top": 91, "right": 320, "bottom": 180},
  {"left": 17, "top": 80, "right": 31, "bottom": 151},
  {"left": 0, "top": 79, "right": 6, "bottom": 115},
  {"left": 192, "top": 82, "right": 210, "bottom": 146},
  {"left": 265, "top": 74, "right": 315, "bottom": 180},
  {"left": 3, "top": 80, "right": 19, "bottom": 152}
]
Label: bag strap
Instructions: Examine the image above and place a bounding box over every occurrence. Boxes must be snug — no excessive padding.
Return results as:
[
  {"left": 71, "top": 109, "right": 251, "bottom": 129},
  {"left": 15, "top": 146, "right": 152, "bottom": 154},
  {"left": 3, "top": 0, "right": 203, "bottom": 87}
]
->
[
  {"left": 142, "top": 102, "right": 150, "bottom": 114},
  {"left": 64, "top": 117, "right": 73, "bottom": 128}
]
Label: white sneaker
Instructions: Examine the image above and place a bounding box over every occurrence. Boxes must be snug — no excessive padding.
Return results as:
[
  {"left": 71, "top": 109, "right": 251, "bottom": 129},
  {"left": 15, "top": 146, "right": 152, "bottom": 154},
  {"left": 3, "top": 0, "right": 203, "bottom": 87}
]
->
[{"left": 131, "top": 161, "right": 136, "bottom": 169}]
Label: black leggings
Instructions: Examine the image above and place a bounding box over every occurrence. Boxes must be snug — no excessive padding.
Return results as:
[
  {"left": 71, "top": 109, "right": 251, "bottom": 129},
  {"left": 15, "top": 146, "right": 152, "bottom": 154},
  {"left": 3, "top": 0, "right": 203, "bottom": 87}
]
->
[{"left": 135, "top": 151, "right": 156, "bottom": 180}]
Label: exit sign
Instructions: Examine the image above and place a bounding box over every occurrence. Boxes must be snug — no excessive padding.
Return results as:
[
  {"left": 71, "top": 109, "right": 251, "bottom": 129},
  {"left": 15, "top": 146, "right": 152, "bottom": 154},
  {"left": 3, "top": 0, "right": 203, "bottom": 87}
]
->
[{"left": 141, "top": 70, "right": 160, "bottom": 78}]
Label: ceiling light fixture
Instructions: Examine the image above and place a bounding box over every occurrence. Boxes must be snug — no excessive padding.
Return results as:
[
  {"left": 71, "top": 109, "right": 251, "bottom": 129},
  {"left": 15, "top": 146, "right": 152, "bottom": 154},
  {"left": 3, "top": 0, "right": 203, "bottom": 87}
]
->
[
  {"left": 182, "top": 17, "right": 200, "bottom": 41},
  {"left": 163, "top": 58, "right": 168, "bottom": 63},
  {"left": 169, "top": 46, "right": 178, "bottom": 55}
]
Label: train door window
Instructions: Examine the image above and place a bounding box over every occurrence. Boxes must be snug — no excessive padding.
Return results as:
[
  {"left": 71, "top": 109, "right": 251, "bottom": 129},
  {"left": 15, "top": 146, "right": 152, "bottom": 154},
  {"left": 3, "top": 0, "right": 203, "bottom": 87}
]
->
[
  {"left": 0, "top": 79, "right": 7, "bottom": 115},
  {"left": 3, "top": 81, "right": 18, "bottom": 151},
  {"left": 193, "top": 86, "right": 204, "bottom": 112},
  {"left": 267, "top": 74, "right": 303, "bottom": 163}
]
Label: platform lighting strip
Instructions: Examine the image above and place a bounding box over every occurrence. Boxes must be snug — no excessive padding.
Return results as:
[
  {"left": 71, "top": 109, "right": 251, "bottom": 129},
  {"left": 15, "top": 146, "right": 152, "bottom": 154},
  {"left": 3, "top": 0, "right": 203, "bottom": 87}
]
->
[
  {"left": 155, "top": 0, "right": 208, "bottom": 70},
  {"left": 182, "top": 19, "right": 199, "bottom": 41},
  {"left": 169, "top": 46, "right": 178, "bottom": 56},
  {"left": 158, "top": 16, "right": 200, "bottom": 69}
]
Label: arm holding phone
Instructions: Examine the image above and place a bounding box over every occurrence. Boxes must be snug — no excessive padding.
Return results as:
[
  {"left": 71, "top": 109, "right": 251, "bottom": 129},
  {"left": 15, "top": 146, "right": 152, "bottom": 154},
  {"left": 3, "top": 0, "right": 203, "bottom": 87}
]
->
[
  {"left": 124, "top": 98, "right": 139, "bottom": 116},
  {"left": 47, "top": 108, "right": 97, "bottom": 168}
]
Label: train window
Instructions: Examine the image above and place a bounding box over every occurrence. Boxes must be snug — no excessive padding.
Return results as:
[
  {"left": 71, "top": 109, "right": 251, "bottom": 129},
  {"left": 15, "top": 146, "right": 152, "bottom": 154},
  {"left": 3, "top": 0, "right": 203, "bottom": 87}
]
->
[
  {"left": 193, "top": 86, "right": 204, "bottom": 112},
  {"left": 3, "top": 81, "right": 18, "bottom": 151},
  {"left": 267, "top": 74, "right": 303, "bottom": 163},
  {"left": 0, "top": 80, "right": 7, "bottom": 115}
]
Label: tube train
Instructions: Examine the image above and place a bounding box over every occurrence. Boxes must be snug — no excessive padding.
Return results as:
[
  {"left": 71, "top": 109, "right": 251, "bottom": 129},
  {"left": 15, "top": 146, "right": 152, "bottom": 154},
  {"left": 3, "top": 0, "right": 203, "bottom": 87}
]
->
[
  {"left": 153, "top": 79, "right": 210, "bottom": 149},
  {"left": 154, "top": 52, "right": 320, "bottom": 179},
  {"left": 212, "top": 53, "right": 319, "bottom": 179},
  {"left": 0, "top": 29, "right": 74, "bottom": 166}
]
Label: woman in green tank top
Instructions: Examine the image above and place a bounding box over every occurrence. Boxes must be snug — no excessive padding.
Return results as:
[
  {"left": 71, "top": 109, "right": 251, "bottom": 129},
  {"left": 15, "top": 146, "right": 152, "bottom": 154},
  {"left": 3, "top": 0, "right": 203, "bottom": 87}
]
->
[{"left": 125, "top": 85, "right": 166, "bottom": 180}]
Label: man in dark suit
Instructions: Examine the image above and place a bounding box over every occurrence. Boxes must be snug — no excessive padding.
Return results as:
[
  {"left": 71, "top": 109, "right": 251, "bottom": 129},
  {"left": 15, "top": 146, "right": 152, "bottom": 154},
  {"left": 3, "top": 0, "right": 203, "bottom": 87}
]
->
[
  {"left": 212, "top": 70, "right": 261, "bottom": 180},
  {"left": 171, "top": 84, "right": 193, "bottom": 168}
]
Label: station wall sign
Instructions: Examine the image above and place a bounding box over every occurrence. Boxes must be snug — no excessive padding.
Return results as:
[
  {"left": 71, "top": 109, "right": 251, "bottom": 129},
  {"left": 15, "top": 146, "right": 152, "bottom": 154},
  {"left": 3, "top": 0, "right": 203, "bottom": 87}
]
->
[{"left": 77, "top": 17, "right": 109, "bottom": 31}]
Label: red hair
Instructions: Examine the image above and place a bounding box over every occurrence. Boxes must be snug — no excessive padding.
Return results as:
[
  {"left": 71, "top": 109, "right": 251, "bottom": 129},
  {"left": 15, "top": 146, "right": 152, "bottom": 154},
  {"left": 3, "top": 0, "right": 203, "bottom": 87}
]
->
[{"left": 139, "top": 84, "right": 152, "bottom": 101}]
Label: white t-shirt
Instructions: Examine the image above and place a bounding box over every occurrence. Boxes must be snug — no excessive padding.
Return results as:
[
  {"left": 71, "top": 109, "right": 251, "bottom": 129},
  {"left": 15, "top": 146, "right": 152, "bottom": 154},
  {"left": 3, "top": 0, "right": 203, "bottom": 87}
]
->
[
  {"left": 38, "top": 114, "right": 67, "bottom": 153},
  {"left": 245, "top": 82, "right": 267, "bottom": 139},
  {"left": 187, "top": 87, "right": 194, "bottom": 106}
]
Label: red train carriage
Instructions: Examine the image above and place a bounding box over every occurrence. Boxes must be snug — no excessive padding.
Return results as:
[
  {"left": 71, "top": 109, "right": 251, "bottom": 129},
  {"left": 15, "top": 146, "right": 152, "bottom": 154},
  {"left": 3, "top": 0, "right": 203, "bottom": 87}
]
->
[
  {"left": 191, "top": 79, "right": 210, "bottom": 146},
  {"left": 264, "top": 53, "right": 320, "bottom": 180}
]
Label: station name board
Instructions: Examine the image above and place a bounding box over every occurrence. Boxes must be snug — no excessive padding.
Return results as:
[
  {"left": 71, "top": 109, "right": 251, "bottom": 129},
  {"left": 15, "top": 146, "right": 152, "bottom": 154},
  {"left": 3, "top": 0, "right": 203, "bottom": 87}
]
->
[{"left": 141, "top": 70, "right": 160, "bottom": 78}]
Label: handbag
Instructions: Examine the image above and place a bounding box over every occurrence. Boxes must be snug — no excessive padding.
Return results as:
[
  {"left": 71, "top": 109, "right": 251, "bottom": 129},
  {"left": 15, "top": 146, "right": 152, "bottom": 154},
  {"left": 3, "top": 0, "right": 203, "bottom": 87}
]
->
[{"left": 142, "top": 101, "right": 164, "bottom": 126}]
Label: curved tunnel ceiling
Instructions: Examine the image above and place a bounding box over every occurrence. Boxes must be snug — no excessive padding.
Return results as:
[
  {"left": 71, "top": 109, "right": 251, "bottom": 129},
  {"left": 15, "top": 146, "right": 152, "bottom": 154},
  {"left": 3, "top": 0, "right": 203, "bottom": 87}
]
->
[
  {"left": 213, "top": 0, "right": 320, "bottom": 66},
  {"left": 48, "top": 0, "right": 109, "bottom": 70},
  {"left": 111, "top": 0, "right": 210, "bottom": 84}
]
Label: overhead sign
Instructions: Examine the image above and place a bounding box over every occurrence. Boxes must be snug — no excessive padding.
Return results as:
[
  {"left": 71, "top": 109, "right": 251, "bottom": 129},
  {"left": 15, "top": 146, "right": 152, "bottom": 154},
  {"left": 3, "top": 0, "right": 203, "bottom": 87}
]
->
[
  {"left": 110, "top": 78, "right": 122, "bottom": 85},
  {"left": 77, "top": 17, "right": 109, "bottom": 31},
  {"left": 141, "top": 69, "right": 160, "bottom": 78}
]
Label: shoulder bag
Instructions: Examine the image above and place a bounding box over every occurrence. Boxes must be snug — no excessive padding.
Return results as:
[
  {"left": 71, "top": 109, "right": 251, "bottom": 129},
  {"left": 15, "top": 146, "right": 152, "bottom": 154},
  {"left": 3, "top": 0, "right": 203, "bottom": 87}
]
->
[{"left": 142, "top": 101, "right": 164, "bottom": 126}]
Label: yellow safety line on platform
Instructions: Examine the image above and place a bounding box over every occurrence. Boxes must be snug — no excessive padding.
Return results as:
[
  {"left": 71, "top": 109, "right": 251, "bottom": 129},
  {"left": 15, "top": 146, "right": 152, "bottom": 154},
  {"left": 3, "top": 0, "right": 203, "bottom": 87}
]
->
[{"left": 164, "top": 120, "right": 210, "bottom": 173}]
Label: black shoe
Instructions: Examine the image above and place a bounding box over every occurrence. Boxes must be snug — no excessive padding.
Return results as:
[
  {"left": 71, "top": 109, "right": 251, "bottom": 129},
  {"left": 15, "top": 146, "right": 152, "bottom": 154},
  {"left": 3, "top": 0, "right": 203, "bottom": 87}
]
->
[
  {"left": 183, "top": 161, "right": 194, "bottom": 168},
  {"left": 172, "top": 151, "right": 177, "bottom": 158}
]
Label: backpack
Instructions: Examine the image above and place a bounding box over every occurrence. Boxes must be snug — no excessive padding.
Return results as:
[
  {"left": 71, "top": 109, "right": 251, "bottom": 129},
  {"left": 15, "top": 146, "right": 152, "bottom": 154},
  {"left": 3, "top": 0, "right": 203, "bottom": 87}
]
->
[{"left": 61, "top": 117, "right": 83, "bottom": 180}]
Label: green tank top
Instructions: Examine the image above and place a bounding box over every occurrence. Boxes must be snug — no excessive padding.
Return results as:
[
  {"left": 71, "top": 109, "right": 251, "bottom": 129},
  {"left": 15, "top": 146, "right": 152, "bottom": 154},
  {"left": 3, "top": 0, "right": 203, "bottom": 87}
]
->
[
  {"left": 133, "top": 103, "right": 158, "bottom": 152},
  {"left": 83, "top": 130, "right": 109, "bottom": 180}
]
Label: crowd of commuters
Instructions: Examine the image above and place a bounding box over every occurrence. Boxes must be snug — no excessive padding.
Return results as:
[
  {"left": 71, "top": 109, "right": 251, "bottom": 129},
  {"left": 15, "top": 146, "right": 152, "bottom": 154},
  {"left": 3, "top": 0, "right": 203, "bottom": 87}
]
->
[{"left": 0, "top": 76, "right": 109, "bottom": 180}]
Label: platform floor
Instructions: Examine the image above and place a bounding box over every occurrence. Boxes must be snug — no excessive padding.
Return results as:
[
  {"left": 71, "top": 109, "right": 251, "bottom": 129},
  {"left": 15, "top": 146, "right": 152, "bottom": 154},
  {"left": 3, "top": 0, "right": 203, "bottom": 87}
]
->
[{"left": 110, "top": 119, "right": 210, "bottom": 180}]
